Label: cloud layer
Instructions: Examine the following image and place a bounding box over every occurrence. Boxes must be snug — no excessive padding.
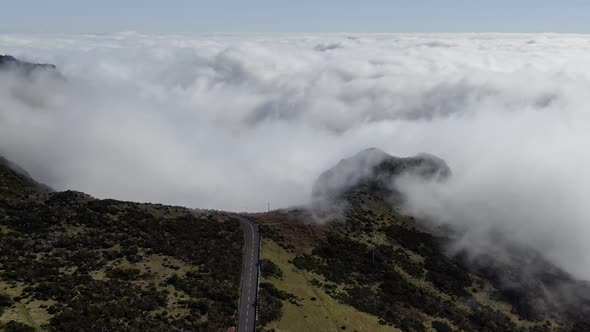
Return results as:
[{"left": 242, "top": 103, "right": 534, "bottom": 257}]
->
[{"left": 2, "top": 32, "right": 590, "bottom": 278}]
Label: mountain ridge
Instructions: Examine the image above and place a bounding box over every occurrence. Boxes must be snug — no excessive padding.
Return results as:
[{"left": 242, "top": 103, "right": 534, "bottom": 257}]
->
[{"left": 256, "top": 149, "right": 590, "bottom": 332}]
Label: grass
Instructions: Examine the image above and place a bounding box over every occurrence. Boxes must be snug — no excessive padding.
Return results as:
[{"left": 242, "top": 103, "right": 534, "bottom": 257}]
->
[
  {"left": 25, "top": 299, "right": 54, "bottom": 329},
  {"left": 102, "top": 253, "right": 202, "bottom": 321},
  {"left": 113, "top": 253, "right": 200, "bottom": 277},
  {"left": 260, "top": 239, "right": 400, "bottom": 332},
  {"left": 0, "top": 225, "right": 10, "bottom": 234},
  {"left": 0, "top": 285, "right": 46, "bottom": 331},
  {"left": 15, "top": 302, "right": 38, "bottom": 329}
]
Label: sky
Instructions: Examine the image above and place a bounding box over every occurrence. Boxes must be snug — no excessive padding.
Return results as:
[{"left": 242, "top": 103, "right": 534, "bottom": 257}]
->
[{"left": 1, "top": 0, "right": 590, "bottom": 33}]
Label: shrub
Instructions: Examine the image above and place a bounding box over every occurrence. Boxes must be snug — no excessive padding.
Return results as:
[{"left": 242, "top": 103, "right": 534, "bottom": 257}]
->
[
  {"left": 432, "top": 320, "right": 453, "bottom": 332},
  {"left": 1, "top": 321, "right": 36, "bottom": 332},
  {"left": 260, "top": 259, "right": 283, "bottom": 279}
]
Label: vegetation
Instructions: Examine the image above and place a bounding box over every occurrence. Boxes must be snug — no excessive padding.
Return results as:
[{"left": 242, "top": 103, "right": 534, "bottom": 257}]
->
[
  {"left": 257, "top": 282, "right": 295, "bottom": 327},
  {"left": 1, "top": 321, "right": 36, "bottom": 332},
  {"left": 0, "top": 160, "right": 243, "bottom": 331},
  {"left": 257, "top": 255, "right": 294, "bottom": 327},
  {"left": 431, "top": 321, "right": 452, "bottom": 332},
  {"left": 260, "top": 259, "right": 283, "bottom": 279},
  {"left": 257, "top": 239, "right": 398, "bottom": 332},
  {"left": 0, "top": 294, "right": 11, "bottom": 316},
  {"left": 258, "top": 187, "right": 590, "bottom": 332}
]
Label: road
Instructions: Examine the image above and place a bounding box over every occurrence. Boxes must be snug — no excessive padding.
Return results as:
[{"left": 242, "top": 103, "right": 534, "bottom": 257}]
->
[{"left": 235, "top": 216, "right": 260, "bottom": 332}]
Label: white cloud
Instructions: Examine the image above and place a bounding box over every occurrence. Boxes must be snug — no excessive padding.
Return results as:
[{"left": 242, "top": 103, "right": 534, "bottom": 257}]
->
[{"left": 2, "top": 32, "right": 590, "bottom": 278}]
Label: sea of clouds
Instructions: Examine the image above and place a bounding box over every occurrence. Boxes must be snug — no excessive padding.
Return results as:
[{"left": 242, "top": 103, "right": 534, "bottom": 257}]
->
[{"left": 2, "top": 32, "right": 590, "bottom": 278}]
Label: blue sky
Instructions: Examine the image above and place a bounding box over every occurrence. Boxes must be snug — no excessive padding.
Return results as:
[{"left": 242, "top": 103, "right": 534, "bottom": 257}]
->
[{"left": 1, "top": 0, "right": 590, "bottom": 33}]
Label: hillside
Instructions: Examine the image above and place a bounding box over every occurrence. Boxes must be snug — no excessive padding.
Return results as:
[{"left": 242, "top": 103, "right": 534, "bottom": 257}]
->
[
  {"left": 3, "top": 143, "right": 590, "bottom": 332},
  {"left": 0, "top": 158, "right": 243, "bottom": 331},
  {"left": 254, "top": 149, "right": 590, "bottom": 332}
]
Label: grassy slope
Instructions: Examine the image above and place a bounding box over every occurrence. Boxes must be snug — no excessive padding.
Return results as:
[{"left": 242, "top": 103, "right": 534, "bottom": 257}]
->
[
  {"left": 255, "top": 191, "right": 571, "bottom": 332},
  {"left": 261, "top": 239, "right": 399, "bottom": 332}
]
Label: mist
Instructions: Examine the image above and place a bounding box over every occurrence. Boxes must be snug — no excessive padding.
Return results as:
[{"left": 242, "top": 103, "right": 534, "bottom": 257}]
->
[{"left": 2, "top": 32, "right": 590, "bottom": 279}]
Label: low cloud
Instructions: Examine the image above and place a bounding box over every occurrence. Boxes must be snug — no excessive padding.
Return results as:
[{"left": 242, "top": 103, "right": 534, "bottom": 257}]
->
[{"left": 2, "top": 33, "right": 590, "bottom": 279}]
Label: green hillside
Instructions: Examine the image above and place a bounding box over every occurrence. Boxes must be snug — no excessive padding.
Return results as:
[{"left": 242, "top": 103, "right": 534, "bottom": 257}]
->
[{"left": 0, "top": 159, "right": 243, "bottom": 331}]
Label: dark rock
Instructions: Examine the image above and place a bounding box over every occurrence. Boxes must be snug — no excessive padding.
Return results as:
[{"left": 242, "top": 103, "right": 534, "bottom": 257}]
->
[
  {"left": 0, "top": 55, "right": 58, "bottom": 76},
  {"left": 312, "top": 147, "right": 450, "bottom": 207}
]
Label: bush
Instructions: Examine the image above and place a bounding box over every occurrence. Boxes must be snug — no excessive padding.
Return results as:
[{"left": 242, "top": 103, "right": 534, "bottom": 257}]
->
[
  {"left": 106, "top": 267, "right": 141, "bottom": 280},
  {"left": 260, "top": 259, "right": 283, "bottom": 279},
  {"left": 432, "top": 321, "right": 453, "bottom": 332},
  {"left": 258, "top": 284, "right": 284, "bottom": 326},
  {"left": 0, "top": 293, "right": 12, "bottom": 308},
  {"left": 0, "top": 293, "right": 12, "bottom": 316},
  {"left": 1, "top": 321, "right": 36, "bottom": 332}
]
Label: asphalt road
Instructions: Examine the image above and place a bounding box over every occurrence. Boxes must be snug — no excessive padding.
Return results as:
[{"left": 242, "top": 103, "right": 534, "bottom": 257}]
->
[{"left": 235, "top": 216, "right": 260, "bottom": 332}]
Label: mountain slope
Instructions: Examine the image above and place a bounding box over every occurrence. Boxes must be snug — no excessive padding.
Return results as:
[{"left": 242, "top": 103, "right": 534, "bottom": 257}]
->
[
  {"left": 0, "top": 156, "right": 53, "bottom": 198},
  {"left": 0, "top": 159, "right": 243, "bottom": 331},
  {"left": 255, "top": 149, "right": 590, "bottom": 332},
  {"left": 3, "top": 145, "right": 590, "bottom": 331},
  {"left": 0, "top": 55, "right": 57, "bottom": 75}
]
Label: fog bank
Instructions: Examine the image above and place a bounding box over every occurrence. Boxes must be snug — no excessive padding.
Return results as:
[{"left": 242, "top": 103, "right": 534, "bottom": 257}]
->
[{"left": 2, "top": 33, "right": 590, "bottom": 278}]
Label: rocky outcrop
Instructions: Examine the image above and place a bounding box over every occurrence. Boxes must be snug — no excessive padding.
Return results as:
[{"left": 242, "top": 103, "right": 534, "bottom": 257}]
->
[
  {"left": 0, "top": 55, "right": 57, "bottom": 76},
  {"left": 312, "top": 148, "right": 450, "bottom": 206}
]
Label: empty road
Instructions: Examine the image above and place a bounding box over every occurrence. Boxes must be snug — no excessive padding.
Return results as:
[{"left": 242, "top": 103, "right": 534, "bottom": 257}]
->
[{"left": 235, "top": 216, "right": 260, "bottom": 332}]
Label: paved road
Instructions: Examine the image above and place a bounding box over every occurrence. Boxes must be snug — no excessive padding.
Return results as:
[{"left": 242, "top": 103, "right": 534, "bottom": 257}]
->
[{"left": 235, "top": 216, "right": 260, "bottom": 332}]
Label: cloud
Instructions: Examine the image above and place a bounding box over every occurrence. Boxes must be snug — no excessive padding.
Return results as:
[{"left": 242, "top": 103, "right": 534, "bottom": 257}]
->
[{"left": 2, "top": 32, "right": 590, "bottom": 279}]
